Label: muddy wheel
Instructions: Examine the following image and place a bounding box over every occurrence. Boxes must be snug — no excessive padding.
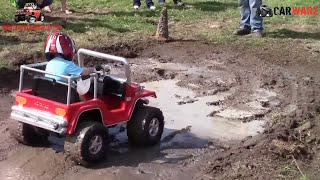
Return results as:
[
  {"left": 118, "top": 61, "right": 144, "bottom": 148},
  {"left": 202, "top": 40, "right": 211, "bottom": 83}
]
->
[
  {"left": 65, "top": 121, "right": 108, "bottom": 166},
  {"left": 25, "top": 15, "right": 30, "bottom": 22},
  {"left": 40, "top": 14, "right": 44, "bottom": 22},
  {"left": 260, "top": 9, "right": 267, "bottom": 17},
  {"left": 14, "top": 16, "right": 19, "bottom": 22},
  {"left": 127, "top": 106, "right": 164, "bottom": 146},
  {"left": 26, "top": 16, "right": 36, "bottom": 23},
  {"left": 29, "top": 16, "right": 36, "bottom": 23},
  {"left": 12, "top": 123, "right": 49, "bottom": 146}
]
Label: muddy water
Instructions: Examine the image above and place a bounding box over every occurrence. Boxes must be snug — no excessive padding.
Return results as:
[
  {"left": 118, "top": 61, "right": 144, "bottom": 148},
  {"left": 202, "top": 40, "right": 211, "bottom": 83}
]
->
[
  {"left": 142, "top": 80, "right": 265, "bottom": 145},
  {"left": 0, "top": 80, "right": 267, "bottom": 180}
]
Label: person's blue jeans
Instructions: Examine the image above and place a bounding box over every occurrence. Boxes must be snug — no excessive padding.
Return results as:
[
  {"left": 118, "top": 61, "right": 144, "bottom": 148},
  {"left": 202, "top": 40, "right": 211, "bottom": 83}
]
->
[
  {"left": 239, "top": 0, "right": 263, "bottom": 31},
  {"left": 158, "top": 0, "right": 182, "bottom": 4},
  {"left": 133, "top": 0, "right": 154, "bottom": 7}
]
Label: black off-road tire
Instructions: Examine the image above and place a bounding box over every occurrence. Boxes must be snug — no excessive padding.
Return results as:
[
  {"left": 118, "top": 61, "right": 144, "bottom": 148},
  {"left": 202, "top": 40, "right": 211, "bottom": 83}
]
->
[
  {"left": 29, "top": 16, "right": 36, "bottom": 23},
  {"left": 25, "top": 15, "right": 30, "bottom": 22},
  {"left": 65, "top": 121, "right": 108, "bottom": 167},
  {"left": 14, "top": 16, "right": 19, "bottom": 22},
  {"left": 127, "top": 105, "right": 164, "bottom": 146},
  {"left": 12, "top": 123, "right": 49, "bottom": 146},
  {"left": 39, "top": 13, "right": 45, "bottom": 22},
  {"left": 25, "top": 15, "right": 36, "bottom": 23},
  {"left": 260, "top": 9, "right": 267, "bottom": 17}
]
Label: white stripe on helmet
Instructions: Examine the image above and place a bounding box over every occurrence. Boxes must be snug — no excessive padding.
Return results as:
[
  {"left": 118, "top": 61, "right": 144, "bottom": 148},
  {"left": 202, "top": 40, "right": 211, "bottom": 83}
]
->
[
  {"left": 56, "top": 35, "right": 63, "bottom": 54},
  {"left": 45, "top": 35, "right": 53, "bottom": 53},
  {"left": 71, "top": 39, "right": 76, "bottom": 53}
]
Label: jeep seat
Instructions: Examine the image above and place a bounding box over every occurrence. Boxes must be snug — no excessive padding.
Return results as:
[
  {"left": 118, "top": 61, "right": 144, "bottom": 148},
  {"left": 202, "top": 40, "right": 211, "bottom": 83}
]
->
[
  {"left": 90, "top": 76, "right": 126, "bottom": 98},
  {"left": 32, "top": 76, "right": 80, "bottom": 104}
]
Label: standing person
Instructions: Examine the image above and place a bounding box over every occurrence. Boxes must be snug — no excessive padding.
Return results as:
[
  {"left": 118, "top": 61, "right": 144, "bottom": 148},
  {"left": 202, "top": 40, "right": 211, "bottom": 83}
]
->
[
  {"left": 133, "top": 0, "right": 156, "bottom": 10},
  {"left": 158, "top": 0, "right": 183, "bottom": 6},
  {"left": 233, "top": 0, "right": 263, "bottom": 37}
]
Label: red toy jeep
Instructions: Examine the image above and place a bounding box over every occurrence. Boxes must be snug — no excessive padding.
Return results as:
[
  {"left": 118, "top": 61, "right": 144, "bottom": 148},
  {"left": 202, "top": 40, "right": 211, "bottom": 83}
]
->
[
  {"left": 15, "top": 3, "right": 44, "bottom": 23},
  {"left": 10, "top": 49, "right": 164, "bottom": 166}
]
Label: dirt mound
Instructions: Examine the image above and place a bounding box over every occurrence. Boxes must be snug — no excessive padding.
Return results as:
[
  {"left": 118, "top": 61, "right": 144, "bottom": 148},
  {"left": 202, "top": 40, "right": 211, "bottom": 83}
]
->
[{"left": 202, "top": 53, "right": 320, "bottom": 179}]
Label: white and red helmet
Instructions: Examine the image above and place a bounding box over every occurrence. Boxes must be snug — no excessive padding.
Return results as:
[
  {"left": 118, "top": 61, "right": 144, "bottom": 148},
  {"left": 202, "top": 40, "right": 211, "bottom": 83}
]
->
[{"left": 44, "top": 32, "right": 76, "bottom": 61}]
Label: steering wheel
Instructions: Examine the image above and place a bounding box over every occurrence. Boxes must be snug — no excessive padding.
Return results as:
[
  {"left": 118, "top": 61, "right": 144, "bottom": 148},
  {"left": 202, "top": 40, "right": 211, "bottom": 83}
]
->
[
  {"left": 94, "top": 69, "right": 103, "bottom": 78},
  {"left": 94, "top": 64, "right": 112, "bottom": 79}
]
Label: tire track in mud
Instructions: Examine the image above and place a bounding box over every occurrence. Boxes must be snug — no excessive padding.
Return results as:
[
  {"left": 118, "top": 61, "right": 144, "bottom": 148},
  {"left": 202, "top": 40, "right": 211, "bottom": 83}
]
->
[{"left": 0, "top": 146, "right": 72, "bottom": 179}]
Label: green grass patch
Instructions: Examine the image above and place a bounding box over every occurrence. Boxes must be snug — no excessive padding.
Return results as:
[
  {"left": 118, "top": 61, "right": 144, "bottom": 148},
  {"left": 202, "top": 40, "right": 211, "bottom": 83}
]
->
[
  {"left": 0, "top": 0, "right": 319, "bottom": 68},
  {"left": 0, "top": 0, "right": 16, "bottom": 22}
]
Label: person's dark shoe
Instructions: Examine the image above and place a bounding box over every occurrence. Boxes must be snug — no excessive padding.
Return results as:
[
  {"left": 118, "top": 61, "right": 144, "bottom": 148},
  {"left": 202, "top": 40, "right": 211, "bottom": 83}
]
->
[
  {"left": 251, "top": 29, "right": 264, "bottom": 38},
  {"left": 149, "top": 5, "right": 156, "bottom": 10},
  {"left": 133, "top": 4, "right": 140, "bottom": 10},
  {"left": 174, "top": 1, "right": 184, "bottom": 6},
  {"left": 233, "top": 28, "right": 251, "bottom": 36}
]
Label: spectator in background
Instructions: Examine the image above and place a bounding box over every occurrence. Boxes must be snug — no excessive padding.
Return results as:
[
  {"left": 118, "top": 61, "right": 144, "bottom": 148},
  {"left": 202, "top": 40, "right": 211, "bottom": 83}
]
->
[
  {"left": 16, "top": 0, "right": 73, "bottom": 14},
  {"left": 234, "top": 0, "right": 263, "bottom": 37},
  {"left": 46, "top": 0, "right": 73, "bottom": 14},
  {"left": 133, "top": 0, "right": 156, "bottom": 10},
  {"left": 159, "top": 0, "right": 183, "bottom": 6}
]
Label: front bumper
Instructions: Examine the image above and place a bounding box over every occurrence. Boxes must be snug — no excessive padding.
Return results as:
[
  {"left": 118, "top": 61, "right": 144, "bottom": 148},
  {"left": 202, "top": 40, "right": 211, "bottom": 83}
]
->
[{"left": 10, "top": 105, "right": 68, "bottom": 135}]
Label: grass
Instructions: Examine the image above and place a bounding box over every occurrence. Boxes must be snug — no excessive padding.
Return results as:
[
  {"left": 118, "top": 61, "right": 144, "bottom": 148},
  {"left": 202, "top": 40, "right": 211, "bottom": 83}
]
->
[
  {"left": 0, "top": 0, "right": 319, "bottom": 68},
  {"left": 280, "top": 165, "right": 297, "bottom": 177},
  {"left": 280, "top": 165, "right": 311, "bottom": 180},
  {"left": 299, "top": 175, "right": 310, "bottom": 180}
]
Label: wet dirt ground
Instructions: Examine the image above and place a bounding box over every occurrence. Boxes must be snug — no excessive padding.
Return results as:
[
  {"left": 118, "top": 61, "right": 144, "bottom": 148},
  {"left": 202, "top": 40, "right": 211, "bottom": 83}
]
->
[{"left": 0, "top": 40, "right": 320, "bottom": 179}]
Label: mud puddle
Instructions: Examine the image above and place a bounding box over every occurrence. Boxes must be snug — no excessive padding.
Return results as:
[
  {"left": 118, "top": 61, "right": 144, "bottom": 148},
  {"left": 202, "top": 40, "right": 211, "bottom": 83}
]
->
[
  {"left": 101, "top": 79, "right": 268, "bottom": 152},
  {"left": 141, "top": 80, "right": 265, "bottom": 145}
]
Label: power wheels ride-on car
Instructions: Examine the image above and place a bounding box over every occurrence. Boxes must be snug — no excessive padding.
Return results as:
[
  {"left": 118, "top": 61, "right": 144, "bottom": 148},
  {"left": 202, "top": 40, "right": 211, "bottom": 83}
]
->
[
  {"left": 257, "top": 5, "right": 273, "bottom": 17},
  {"left": 10, "top": 49, "right": 164, "bottom": 166},
  {"left": 15, "top": 3, "right": 44, "bottom": 23}
]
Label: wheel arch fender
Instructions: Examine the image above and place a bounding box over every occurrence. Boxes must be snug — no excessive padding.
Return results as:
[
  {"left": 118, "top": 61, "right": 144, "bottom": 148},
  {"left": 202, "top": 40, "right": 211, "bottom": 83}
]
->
[
  {"left": 68, "top": 108, "right": 104, "bottom": 134},
  {"left": 128, "top": 97, "right": 151, "bottom": 122}
]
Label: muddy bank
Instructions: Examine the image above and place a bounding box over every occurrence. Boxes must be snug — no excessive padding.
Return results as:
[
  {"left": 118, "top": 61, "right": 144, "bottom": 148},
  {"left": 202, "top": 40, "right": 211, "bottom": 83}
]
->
[{"left": 0, "top": 40, "right": 319, "bottom": 179}]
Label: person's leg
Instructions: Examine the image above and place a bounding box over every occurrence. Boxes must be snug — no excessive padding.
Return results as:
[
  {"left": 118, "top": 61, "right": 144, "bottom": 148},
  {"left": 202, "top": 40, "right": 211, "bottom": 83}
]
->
[
  {"left": 173, "top": 0, "right": 184, "bottom": 6},
  {"left": 234, "top": 0, "right": 251, "bottom": 35},
  {"left": 40, "top": 0, "right": 53, "bottom": 12},
  {"left": 249, "top": 0, "right": 263, "bottom": 31},
  {"left": 146, "top": 0, "right": 155, "bottom": 9},
  {"left": 60, "top": 0, "right": 73, "bottom": 14},
  {"left": 240, "top": 0, "right": 251, "bottom": 30},
  {"left": 133, "top": 0, "right": 141, "bottom": 9},
  {"left": 159, "top": 0, "right": 165, "bottom": 5},
  {"left": 133, "top": 0, "right": 141, "bottom": 6}
]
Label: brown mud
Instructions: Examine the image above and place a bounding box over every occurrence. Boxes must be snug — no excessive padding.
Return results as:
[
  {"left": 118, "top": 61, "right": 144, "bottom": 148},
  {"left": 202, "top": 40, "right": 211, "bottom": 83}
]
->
[{"left": 0, "top": 39, "right": 319, "bottom": 179}]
